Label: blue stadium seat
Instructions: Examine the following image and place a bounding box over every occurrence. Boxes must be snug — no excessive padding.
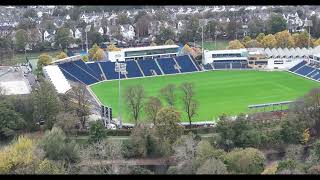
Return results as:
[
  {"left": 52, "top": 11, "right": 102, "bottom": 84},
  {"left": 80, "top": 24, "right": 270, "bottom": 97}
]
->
[
  {"left": 313, "top": 73, "right": 320, "bottom": 80},
  {"left": 295, "top": 65, "right": 315, "bottom": 76},
  {"left": 86, "top": 62, "right": 105, "bottom": 80},
  {"left": 73, "top": 60, "right": 100, "bottom": 80},
  {"left": 125, "top": 60, "right": 143, "bottom": 78},
  {"left": 289, "top": 61, "right": 307, "bottom": 72},
  {"left": 137, "top": 58, "right": 162, "bottom": 76},
  {"left": 203, "top": 63, "right": 213, "bottom": 70},
  {"left": 58, "top": 62, "right": 99, "bottom": 85},
  {"left": 157, "top": 57, "right": 179, "bottom": 74},
  {"left": 175, "top": 55, "right": 198, "bottom": 73},
  {"left": 306, "top": 69, "right": 319, "bottom": 78},
  {"left": 99, "top": 61, "right": 126, "bottom": 80}
]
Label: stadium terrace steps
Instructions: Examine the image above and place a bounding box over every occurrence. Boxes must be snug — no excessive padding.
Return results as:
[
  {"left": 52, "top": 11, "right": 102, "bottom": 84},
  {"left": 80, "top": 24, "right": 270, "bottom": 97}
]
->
[
  {"left": 156, "top": 57, "right": 180, "bottom": 74},
  {"left": 137, "top": 58, "right": 162, "bottom": 76},
  {"left": 295, "top": 65, "right": 315, "bottom": 76},
  {"left": 188, "top": 54, "right": 201, "bottom": 71},
  {"left": 125, "top": 60, "right": 143, "bottom": 78},
  {"left": 58, "top": 62, "right": 99, "bottom": 85},
  {"left": 73, "top": 60, "right": 101, "bottom": 80},
  {"left": 154, "top": 58, "right": 165, "bottom": 75},
  {"left": 306, "top": 69, "right": 318, "bottom": 77},
  {"left": 172, "top": 57, "right": 182, "bottom": 73},
  {"left": 99, "top": 61, "right": 126, "bottom": 80},
  {"left": 87, "top": 62, "right": 106, "bottom": 80},
  {"left": 289, "top": 61, "right": 307, "bottom": 72},
  {"left": 135, "top": 60, "right": 145, "bottom": 77},
  {"left": 204, "top": 63, "right": 213, "bottom": 70},
  {"left": 175, "top": 55, "right": 198, "bottom": 73}
]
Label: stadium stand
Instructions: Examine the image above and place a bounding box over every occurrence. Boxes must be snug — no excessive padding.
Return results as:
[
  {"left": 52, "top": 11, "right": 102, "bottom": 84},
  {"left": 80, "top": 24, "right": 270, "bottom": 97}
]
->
[
  {"left": 156, "top": 57, "right": 180, "bottom": 74},
  {"left": 295, "top": 65, "right": 315, "bottom": 76},
  {"left": 99, "top": 61, "right": 126, "bottom": 80},
  {"left": 125, "top": 60, "right": 144, "bottom": 78},
  {"left": 175, "top": 55, "right": 198, "bottom": 73},
  {"left": 203, "top": 63, "right": 213, "bottom": 70},
  {"left": 73, "top": 60, "right": 101, "bottom": 80},
  {"left": 86, "top": 62, "right": 106, "bottom": 80},
  {"left": 137, "top": 58, "right": 163, "bottom": 76},
  {"left": 58, "top": 62, "right": 99, "bottom": 85},
  {"left": 289, "top": 61, "right": 307, "bottom": 72}
]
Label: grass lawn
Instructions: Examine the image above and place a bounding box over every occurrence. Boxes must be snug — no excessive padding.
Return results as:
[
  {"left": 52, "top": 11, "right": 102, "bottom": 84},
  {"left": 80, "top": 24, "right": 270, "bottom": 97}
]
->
[
  {"left": 90, "top": 70, "right": 320, "bottom": 123},
  {"left": 1, "top": 50, "right": 60, "bottom": 67},
  {"left": 202, "top": 40, "right": 229, "bottom": 50}
]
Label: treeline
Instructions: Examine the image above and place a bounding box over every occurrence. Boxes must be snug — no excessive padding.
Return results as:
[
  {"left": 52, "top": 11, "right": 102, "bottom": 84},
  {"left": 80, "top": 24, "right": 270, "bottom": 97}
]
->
[{"left": 227, "top": 30, "right": 320, "bottom": 49}]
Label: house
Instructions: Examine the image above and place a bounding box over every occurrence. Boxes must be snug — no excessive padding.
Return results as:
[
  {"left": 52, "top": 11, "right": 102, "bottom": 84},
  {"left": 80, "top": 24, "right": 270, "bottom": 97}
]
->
[
  {"left": 120, "top": 24, "right": 135, "bottom": 40},
  {"left": 44, "top": 30, "right": 55, "bottom": 42},
  {"left": 98, "top": 27, "right": 104, "bottom": 36},
  {"left": 74, "top": 28, "right": 82, "bottom": 39}
]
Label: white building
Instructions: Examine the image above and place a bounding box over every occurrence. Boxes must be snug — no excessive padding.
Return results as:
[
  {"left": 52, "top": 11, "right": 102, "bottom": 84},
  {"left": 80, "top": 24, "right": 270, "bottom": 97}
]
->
[
  {"left": 74, "top": 29, "right": 82, "bottom": 39},
  {"left": 106, "top": 45, "right": 179, "bottom": 62},
  {"left": 203, "top": 49, "right": 248, "bottom": 64}
]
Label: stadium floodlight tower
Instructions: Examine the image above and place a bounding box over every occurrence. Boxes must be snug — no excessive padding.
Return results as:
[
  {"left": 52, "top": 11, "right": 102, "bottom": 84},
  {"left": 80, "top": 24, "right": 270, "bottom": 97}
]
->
[
  {"left": 304, "top": 19, "right": 313, "bottom": 62},
  {"left": 85, "top": 25, "right": 91, "bottom": 54},
  {"left": 115, "top": 61, "right": 127, "bottom": 129},
  {"left": 199, "top": 19, "right": 208, "bottom": 63}
]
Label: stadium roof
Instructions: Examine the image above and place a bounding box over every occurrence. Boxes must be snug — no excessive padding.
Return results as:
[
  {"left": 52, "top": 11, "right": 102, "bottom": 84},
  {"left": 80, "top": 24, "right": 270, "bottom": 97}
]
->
[
  {"left": 248, "top": 46, "right": 320, "bottom": 58},
  {"left": 43, "top": 65, "right": 71, "bottom": 94},
  {"left": 122, "top": 45, "right": 179, "bottom": 52},
  {"left": 248, "top": 100, "right": 294, "bottom": 108}
]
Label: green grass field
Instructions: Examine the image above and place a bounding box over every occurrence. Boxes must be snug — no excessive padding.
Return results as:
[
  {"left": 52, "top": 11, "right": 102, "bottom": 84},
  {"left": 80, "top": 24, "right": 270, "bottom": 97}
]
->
[
  {"left": 203, "top": 40, "right": 229, "bottom": 50},
  {"left": 90, "top": 70, "right": 320, "bottom": 123}
]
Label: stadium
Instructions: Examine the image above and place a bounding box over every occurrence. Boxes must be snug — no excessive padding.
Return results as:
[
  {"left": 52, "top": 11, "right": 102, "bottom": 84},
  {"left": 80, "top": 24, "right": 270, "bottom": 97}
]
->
[{"left": 43, "top": 44, "right": 320, "bottom": 126}]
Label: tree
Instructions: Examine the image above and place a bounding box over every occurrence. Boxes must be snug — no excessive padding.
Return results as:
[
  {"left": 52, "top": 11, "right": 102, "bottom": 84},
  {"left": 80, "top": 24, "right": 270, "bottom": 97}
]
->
[
  {"left": 0, "top": 103, "right": 26, "bottom": 140},
  {"left": 56, "top": 51, "right": 68, "bottom": 59},
  {"left": 23, "top": 9, "right": 37, "bottom": 18},
  {"left": 125, "top": 85, "right": 145, "bottom": 124},
  {"left": 82, "top": 55, "right": 89, "bottom": 62},
  {"left": 256, "top": 33, "right": 266, "bottom": 43},
  {"left": 39, "top": 127, "right": 80, "bottom": 163},
  {"left": 310, "top": 15, "right": 320, "bottom": 38},
  {"left": 144, "top": 96, "right": 162, "bottom": 125},
  {"left": 92, "top": 48, "right": 105, "bottom": 61},
  {"left": 248, "top": 18, "right": 266, "bottom": 38},
  {"left": 32, "top": 79, "right": 61, "bottom": 130},
  {"left": 107, "top": 43, "right": 121, "bottom": 52},
  {"left": 88, "top": 30, "right": 103, "bottom": 46},
  {"left": 135, "top": 14, "right": 151, "bottom": 37},
  {"left": 285, "top": 144, "right": 304, "bottom": 162},
  {"left": 280, "top": 117, "right": 306, "bottom": 144},
  {"left": 226, "top": 19, "right": 240, "bottom": 40},
  {"left": 196, "top": 158, "right": 228, "bottom": 174},
  {"left": 224, "top": 148, "right": 266, "bottom": 174},
  {"left": 160, "top": 84, "right": 176, "bottom": 107},
  {"left": 227, "top": 40, "right": 245, "bottom": 49},
  {"left": 245, "top": 40, "right": 263, "bottom": 48},
  {"left": 156, "top": 26, "right": 175, "bottom": 44},
  {"left": 172, "top": 133, "right": 198, "bottom": 174},
  {"left": 275, "top": 30, "right": 295, "bottom": 48},
  {"left": 0, "top": 136, "right": 36, "bottom": 173},
  {"left": 165, "top": 39, "right": 175, "bottom": 45},
  {"left": 242, "top": 36, "right": 252, "bottom": 44},
  {"left": 294, "top": 31, "right": 311, "bottom": 48},
  {"left": 37, "top": 53, "right": 53, "bottom": 72},
  {"left": 15, "top": 29, "right": 29, "bottom": 51},
  {"left": 196, "top": 140, "right": 226, "bottom": 164},
  {"left": 180, "top": 83, "right": 198, "bottom": 127},
  {"left": 314, "top": 38, "right": 320, "bottom": 47},
  {"left": 261, "top": 34, "right": 277, "bottom": 48},
  {"left": 267, "top": 13, "right": 287, "bottom": 34},
  {"left": 55, "top": 27, "right": 73, "bottom": 50},
  {"left": 88, "top": 120, "right": 106, "bottom": 143},
  {"left": 67, "top": 83, "right": 91, "bottom": 130},
  {"left": 154, "top": 107, "right": 184, "bottom": 145},
  {"left": 117, "top": 13, "right": 131, "bottom": 25},
  {"left": 70, "top": 6, "right": 81, "bottom": 21},
  {"left": 35, "top": 159, "right": 65, "bottom": 174},
  {"left": 88, "top": 43, "right": 100, "bottom": 60},
  {"left": 54, "top": 112, "right": 77, "bottom": 133},
  {"left": 261, "top": 163, "right": 278, "bottom": 174}
]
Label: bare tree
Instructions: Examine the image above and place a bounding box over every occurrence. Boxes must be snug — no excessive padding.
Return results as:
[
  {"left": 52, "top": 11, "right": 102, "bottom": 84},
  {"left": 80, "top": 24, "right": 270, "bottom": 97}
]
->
[
  {"left": 67, "top": 83, "right": 91, "bottom": 130},
  {"left": 160, "top": 84, "right": 176, "bottom": 107},
  {"left": 180, "top": 83, "right": 198, "bottom": 127},
  {"left": 125, "top": 85, "right": 145, "bottom": 124},
  {"left": 0, "top": 85, "right": 6, "bottom": 100},
  {"left": 144, "top": 96, "right": 162, "bottom": 125}
]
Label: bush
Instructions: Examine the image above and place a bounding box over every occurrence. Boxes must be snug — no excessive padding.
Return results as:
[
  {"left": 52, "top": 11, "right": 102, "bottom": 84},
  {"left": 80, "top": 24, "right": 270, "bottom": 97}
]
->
[
  {"left": 88, "top": 120, "right": 106, "bottom": 143},
  {"left": 39, "top": 127, "right": 80, "bottom": 163},
  {"left": 224, "top": 148, "right": 266, "bottom": 174}
]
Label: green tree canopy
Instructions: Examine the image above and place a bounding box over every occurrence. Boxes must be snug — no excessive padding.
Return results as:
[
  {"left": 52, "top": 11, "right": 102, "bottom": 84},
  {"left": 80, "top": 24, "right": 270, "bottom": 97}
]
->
[{"left": 15, "top": 29, "right": 29, "bottom": 51}]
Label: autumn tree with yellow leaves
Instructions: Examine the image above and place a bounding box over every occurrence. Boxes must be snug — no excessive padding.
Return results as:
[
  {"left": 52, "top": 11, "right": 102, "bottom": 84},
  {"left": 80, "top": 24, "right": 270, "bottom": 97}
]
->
[
  {"left": 275, "top": 30, "right": 295, "bottom": 48},
  {"left": 227, "top": 40, "right": 245, "bottom": 49},
  {"left": 261, "top": 34, "right": 277, "bottom": 48}
]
